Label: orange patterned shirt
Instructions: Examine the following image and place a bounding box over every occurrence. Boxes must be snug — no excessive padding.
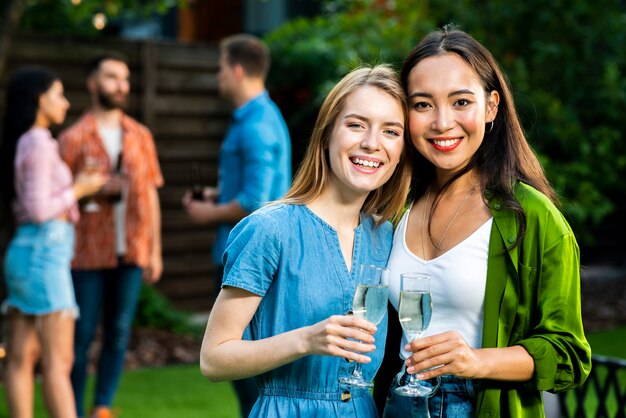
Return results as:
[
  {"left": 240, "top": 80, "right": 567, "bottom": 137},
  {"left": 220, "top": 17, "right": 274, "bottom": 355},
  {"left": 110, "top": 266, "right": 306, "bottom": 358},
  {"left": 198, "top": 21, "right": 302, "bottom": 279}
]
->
[{"left": 59, "top": 112, "right": 163, "bottom": 270}]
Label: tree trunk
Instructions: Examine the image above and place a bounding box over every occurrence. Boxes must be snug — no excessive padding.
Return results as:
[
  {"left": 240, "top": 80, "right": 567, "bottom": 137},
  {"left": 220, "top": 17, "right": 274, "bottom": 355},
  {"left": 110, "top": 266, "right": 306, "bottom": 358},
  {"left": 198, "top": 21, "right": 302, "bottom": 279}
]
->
[{"left": 0, "top": 0, "right": 28, "bottom": 78}]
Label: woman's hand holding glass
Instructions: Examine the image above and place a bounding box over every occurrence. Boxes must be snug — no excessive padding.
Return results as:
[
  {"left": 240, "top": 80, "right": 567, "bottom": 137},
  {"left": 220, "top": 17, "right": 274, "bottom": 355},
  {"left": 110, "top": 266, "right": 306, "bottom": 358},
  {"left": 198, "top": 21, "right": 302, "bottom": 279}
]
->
[
  {"left": 81, "top": 155, "right": 107, "bottom": 212},
  {"left": 302, "top": 314, "right": 378, "bottom": 364},
  {"left": 404, "top": 330, "right": 483, "bottom": 380},
  {"left": 73, "top": 168, "right": 107, "bottom": 202},
  {"left": 395, "top": 272, "right": 433, "bottom": 397},
  {"left": 338, "top": 264, "right": 389, "bottom": 388}
]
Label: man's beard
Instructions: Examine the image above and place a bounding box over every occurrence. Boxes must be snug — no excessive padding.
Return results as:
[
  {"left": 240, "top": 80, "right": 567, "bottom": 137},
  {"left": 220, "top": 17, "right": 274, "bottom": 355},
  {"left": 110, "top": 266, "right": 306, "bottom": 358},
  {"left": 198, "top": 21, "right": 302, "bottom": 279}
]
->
[{"left": 97, "top": 90, "right": 127, "bottom": 110}]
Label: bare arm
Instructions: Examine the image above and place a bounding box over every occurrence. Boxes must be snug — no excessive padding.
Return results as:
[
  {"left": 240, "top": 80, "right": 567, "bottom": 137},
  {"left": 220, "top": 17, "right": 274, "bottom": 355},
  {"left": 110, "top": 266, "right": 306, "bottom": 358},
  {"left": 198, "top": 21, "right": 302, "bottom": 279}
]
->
[
  {"left": 182, "top": 192, "right": 249, "bottom": 225},
  {"left": 200, "top": 287, "right": 380, "bottom": 382},
  {"left": 144, "top": 187, "right": 162, "bottom": 283},
  {"left": 404, "top": 331, "right": 534, "bottom": 381}
]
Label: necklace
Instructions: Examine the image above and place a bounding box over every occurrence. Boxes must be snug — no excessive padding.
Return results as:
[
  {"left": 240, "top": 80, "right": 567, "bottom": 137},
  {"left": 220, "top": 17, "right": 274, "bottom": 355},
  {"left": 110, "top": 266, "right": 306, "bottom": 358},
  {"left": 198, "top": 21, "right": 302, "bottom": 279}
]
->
[{"left": 421, "top": 185, "right": 476, "bottom": 257}]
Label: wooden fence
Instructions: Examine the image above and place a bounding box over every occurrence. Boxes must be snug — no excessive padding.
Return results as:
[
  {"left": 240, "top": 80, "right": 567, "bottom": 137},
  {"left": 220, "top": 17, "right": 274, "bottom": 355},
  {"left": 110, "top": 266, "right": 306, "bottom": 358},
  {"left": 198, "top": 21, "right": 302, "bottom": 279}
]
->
[{"left": 0, "top": 32, "right": 231, "bottom": 311}]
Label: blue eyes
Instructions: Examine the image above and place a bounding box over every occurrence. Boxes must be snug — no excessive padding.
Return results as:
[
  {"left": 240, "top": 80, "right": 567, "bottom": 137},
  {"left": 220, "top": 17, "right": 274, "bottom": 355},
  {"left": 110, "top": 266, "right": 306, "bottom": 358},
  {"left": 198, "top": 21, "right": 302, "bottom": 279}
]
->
[
  {"left": 346, "top": 123, "right": 401, "bottom": 137},
  {"left": 384, "top": 129, "right": 401, "bottom": 137}
]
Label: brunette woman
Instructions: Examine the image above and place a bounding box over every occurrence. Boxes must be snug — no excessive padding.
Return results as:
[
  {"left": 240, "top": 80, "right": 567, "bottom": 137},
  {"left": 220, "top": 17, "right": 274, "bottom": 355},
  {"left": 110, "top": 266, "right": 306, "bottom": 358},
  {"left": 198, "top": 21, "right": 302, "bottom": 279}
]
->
[{"left": 0, "top": 67, "right": 105, "bottom": 418}]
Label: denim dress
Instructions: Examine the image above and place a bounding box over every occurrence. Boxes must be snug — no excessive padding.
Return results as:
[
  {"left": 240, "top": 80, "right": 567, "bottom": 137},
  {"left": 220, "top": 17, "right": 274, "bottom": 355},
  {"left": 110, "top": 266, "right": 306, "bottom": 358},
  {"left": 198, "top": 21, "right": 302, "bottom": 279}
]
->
[{"left": 222, "top": 204, "right": 392, "bottom": 418}]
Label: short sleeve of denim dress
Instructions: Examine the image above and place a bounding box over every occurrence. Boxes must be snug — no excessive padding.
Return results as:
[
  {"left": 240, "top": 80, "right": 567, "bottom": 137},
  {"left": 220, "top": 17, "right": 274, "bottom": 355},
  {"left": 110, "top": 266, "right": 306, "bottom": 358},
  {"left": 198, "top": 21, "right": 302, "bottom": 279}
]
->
[{"left": 222, "top": 203, "right": 393, "bottom": 418}]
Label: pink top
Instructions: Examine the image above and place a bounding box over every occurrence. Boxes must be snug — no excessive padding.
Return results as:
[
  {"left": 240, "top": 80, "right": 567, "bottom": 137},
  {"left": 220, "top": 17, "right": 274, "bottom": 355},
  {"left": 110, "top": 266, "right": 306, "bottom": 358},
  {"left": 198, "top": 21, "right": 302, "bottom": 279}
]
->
[{"left": 13, "top": 127, "right": 79, "bottom": 224}]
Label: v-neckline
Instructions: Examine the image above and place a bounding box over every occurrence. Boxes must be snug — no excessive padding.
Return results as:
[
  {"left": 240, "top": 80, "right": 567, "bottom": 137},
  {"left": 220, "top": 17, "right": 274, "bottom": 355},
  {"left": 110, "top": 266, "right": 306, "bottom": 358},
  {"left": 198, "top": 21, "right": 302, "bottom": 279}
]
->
[
  {"left": 402, "top": 203, "right": 493, "bottom": 264},
  {"left": 302, "top": 204, "right": 362, "bottom": 274}
]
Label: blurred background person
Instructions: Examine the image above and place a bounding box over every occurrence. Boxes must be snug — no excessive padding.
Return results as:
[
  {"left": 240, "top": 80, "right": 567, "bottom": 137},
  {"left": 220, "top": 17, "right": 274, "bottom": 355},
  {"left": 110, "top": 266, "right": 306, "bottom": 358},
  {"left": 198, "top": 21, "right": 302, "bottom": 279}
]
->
[
  {"left": 183, "top": 33, "right": 291, "bottom": 417},
  {"left": 0, "top": 67, "right": 105, "bottom": 418},
  {"left": 58, "top": 52, "right": 164, "bottom": 418}
]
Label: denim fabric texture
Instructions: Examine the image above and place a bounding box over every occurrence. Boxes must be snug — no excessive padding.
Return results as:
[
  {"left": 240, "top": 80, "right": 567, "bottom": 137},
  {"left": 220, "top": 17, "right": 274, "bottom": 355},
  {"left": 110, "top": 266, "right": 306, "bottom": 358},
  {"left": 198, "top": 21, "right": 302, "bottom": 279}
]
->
[
  {"left": 222, "top": 204, "right": 393, "bottom": 418},
  {"left": 2, "top": 220, "right": 77, "bottom": 317},
  {"left": 383, "top": 367, "right": 476, "bottom": 418},
  {"left": 70, "top": 263, "right": 143, "bottom": 417},
  {"left": 213, "top": 91, "right": 291, "bottom": 265}
]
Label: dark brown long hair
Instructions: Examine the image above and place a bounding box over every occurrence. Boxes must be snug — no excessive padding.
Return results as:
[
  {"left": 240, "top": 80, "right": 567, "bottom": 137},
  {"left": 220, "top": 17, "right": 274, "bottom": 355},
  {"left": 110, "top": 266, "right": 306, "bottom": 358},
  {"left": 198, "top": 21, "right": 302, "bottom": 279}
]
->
[
  {"left": 0, "top": 67, "right": 59, "bottom": 206},
  {"left": 400, "top": 25, "right": 556, "bottom": 246}
]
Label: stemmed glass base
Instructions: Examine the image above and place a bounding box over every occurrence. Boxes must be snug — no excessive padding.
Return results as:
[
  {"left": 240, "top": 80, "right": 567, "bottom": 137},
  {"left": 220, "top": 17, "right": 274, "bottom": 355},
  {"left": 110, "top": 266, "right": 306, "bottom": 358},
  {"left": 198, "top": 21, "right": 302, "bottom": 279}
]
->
[
  {"left": 394, "top": 381, "right": 433, "bottom": 397},
  {"left": 338, "top": 370, "right": 374, "bottom": 388},
  {"left": 83, "top": 201, "right": 100, "bottom": 212}
]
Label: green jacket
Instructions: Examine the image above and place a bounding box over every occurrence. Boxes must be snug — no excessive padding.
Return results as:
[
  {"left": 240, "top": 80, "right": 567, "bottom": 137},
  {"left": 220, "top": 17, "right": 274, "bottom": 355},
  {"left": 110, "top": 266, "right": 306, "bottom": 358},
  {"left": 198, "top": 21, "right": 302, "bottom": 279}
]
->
[{"left": 476, "top": 182, "right": 592, "bottom": 418}]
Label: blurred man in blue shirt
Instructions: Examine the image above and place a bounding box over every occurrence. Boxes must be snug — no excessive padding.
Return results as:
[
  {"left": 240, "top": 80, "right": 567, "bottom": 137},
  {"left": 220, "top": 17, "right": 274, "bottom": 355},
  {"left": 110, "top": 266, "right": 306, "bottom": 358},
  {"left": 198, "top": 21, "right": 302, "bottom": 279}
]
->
[{"left": 183, "top": 33, "right": 291, "bottom": 417}]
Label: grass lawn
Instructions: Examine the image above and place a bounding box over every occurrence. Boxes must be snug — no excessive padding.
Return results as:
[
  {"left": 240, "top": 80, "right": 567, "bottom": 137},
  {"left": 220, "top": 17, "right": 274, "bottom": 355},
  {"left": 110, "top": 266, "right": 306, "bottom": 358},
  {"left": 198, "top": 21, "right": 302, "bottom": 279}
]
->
[
  {"left": 1, "top": 326, "right": 624, "bottom": 417},
  {"left": 585, "top": 325, "right": 626, "bottom": 359},
  {"left": 0, "top": 364, "right": 240, "bottom": 417}
]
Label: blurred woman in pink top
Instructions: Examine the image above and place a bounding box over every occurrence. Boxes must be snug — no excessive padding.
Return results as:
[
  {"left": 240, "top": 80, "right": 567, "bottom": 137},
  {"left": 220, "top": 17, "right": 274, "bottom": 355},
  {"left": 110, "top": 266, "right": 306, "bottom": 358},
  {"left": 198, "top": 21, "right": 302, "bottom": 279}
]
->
[{"left": 0, "top": 67, "right": 106, "bottom": 418}]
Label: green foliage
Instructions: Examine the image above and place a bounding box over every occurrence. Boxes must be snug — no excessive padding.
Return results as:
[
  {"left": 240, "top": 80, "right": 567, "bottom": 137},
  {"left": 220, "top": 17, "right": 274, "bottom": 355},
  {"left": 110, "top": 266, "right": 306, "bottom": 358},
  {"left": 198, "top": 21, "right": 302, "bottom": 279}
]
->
[
  {"left": 134, "top": 284, "right": 203, "bottom": 339},
  {"left": 265, "top": 0, "right": 626, "bottom": 245},
  {"left": 20, "top": 0, "right": 183, "bottom": 36}
]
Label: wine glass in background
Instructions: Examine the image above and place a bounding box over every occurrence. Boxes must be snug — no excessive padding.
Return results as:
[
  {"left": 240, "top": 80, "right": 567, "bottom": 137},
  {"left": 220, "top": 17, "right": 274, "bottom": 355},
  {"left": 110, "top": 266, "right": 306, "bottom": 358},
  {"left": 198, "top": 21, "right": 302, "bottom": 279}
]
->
[
  {"left": 338, "top": 264, "right": 389, "bottom": 388},
  {"left": 82, "top": 155, "right": 105, "bottom": 212},
  {"left": 395, "top": 272, "right": 433, "bottom": 397}
]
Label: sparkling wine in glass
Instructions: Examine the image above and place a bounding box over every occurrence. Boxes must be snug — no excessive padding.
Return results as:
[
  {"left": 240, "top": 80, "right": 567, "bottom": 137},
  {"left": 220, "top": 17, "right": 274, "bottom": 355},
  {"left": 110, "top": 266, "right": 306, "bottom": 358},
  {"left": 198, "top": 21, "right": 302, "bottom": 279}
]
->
[
  {"left": 338, "top": 264, "right": 389, "bottom": 388},
  {"left": 82, "top": 155, "right": 104, "bottom": 212},
  {"left": 395, "top": 272, "right": 433, "bottom": 397}
]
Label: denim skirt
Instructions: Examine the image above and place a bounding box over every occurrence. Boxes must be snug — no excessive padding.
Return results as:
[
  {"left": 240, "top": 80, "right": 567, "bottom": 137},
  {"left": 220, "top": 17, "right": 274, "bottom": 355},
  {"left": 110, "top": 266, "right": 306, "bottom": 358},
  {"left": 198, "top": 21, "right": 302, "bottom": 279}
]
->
[
  {"left": 2, "top": 220, "right": 78, "bottom": 317},
  {"left": 383, "top": 366, "right": 476, "bottom": 418}
]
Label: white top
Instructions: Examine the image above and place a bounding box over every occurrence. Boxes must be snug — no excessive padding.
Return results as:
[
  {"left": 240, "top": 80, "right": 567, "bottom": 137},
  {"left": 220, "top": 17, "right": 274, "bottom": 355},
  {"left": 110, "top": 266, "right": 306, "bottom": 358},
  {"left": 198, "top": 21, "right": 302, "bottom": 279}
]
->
[
  {"left": 98, "top": 125, "right": 126, "bottom": 255},
  {"left": 387, "top": 205, "right": 492, "bottom": 359},
  {"left": 99, "top": 125, "right": 122, "bottom": 171}
]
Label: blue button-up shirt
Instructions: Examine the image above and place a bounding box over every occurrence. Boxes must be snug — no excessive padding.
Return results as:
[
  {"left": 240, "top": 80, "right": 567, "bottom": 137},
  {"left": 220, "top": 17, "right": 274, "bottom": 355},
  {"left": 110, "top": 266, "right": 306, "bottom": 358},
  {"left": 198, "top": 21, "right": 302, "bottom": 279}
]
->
[{"left": 213, "top": 91, "right": 291, "bottom": 264}]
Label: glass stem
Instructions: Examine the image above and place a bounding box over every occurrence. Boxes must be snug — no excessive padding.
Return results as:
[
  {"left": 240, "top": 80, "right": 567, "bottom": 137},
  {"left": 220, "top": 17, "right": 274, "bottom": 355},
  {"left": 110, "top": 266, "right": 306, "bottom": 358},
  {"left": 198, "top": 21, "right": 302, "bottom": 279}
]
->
[
  {"left": 406, "top": 370, "right": 420, "bottom": 387},
  {"left": 407, "top": 332, "right": 421, "bottom": 387},
  {"left": 352, "top": 361, "right": 364, "bottom": 378}
]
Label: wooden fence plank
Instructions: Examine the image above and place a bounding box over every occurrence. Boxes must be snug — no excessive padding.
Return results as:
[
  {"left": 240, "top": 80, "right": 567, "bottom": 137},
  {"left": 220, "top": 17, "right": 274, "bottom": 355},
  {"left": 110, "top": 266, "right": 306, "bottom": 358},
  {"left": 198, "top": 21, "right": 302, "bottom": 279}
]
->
[
  {"left": 0, "top": 32, "right": 226, "bottom": 310},
  {"left": 141, "top": 40, "right": 157, "bottom": 129}
]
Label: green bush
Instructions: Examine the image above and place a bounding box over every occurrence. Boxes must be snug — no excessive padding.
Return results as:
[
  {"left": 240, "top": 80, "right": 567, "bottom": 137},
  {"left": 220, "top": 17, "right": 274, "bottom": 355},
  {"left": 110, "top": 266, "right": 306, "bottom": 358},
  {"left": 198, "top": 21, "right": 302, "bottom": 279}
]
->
[
  {"left": 134, "top": 284, "right": 203, "bottom": 339},
  {"left": 265, "top": 0, "right": 626, "bottom": 246}
]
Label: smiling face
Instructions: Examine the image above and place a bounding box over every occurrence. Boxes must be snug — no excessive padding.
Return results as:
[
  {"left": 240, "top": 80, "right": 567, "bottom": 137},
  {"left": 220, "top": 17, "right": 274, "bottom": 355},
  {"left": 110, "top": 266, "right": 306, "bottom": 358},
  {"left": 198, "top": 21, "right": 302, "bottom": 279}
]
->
[
  {"left": 406, "top": 53, "right": 499, "bottom": 179},
  {"left": 38, "top": 80, "right": 70, "bottom": 127},
  {"left": 326, "top": 85, "right": 405, "bottom": 199}
]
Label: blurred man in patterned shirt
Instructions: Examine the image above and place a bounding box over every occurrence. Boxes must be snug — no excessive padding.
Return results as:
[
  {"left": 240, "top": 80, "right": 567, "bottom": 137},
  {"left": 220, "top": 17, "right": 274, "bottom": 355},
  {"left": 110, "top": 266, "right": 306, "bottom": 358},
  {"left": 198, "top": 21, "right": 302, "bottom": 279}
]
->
[{"left": 59, "top": 52, "right": 163, "bottom": 418}]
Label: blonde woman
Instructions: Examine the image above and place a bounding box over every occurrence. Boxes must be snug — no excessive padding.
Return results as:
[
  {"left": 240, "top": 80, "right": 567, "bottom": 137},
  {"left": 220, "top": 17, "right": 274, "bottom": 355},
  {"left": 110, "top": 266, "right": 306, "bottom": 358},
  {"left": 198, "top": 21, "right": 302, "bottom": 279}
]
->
[{"left": 200, "top": 65, "right": 412, "bottom": 417}]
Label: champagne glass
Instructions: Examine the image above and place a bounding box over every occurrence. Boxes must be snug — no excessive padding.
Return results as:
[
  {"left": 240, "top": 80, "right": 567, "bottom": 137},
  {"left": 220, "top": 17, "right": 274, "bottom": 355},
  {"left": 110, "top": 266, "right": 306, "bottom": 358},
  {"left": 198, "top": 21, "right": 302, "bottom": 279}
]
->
[
  {"left": 338, "top": 264, "right": 389, "bottom": 388},
  {"left": 82, "top": 155, "right": 105, "bottom": 212},
  {"left": 395, "top": 272, "right": 433, "bottom": 397}
]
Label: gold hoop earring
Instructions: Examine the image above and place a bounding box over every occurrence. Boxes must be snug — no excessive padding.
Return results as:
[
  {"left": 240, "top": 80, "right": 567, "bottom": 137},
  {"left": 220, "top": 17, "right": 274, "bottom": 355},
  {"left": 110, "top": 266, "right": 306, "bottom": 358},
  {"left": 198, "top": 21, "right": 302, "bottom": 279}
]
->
[{"left": 486, "top": 121, "right": 494, "bottom": 134}]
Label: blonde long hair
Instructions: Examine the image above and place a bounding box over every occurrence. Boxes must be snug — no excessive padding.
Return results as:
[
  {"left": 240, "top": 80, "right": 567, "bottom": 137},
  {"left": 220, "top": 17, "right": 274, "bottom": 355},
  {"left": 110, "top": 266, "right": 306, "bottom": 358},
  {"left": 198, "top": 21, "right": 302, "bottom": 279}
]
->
[{"left": 278, "top": 65, "right": 412, "bottom": 225}]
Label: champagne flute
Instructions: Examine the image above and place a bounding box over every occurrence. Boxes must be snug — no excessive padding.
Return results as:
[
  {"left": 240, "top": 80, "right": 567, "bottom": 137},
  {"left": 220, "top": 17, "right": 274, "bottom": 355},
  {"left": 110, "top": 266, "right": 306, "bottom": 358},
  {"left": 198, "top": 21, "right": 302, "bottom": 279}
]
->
[
  {"left": 338, "top": 264, "right": 389, "bottom": 388},
  {"left": 395, "top": 272, "right": 433, "bottom": 397},
  {"left": 82, "top": 155, "right": 105, "bottom": 212}
]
